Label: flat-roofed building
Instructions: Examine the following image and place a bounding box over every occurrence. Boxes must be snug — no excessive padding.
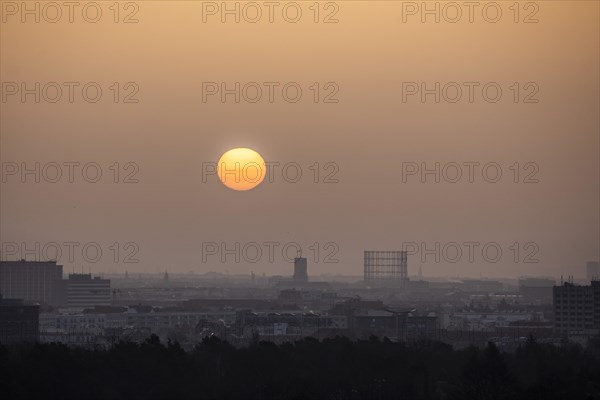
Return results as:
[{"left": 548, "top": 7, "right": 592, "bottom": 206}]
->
[
  {"left": 0, "top": 295, "right": 39, "bottom": 344},
  {"left": 553, "top": 281, "right": 600, "bottom": 337},
  {"left": 66, "top": 274, "right": 111, "bottom": 309},
  {"left": 0, "top": 260, "right": 63, "bottom": 305}
]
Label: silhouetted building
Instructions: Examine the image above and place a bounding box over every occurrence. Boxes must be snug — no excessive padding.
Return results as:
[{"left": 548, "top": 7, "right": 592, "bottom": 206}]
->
[
  {"left": 293, "top": 257, "right": 308, "bottom": 282},
  {"left": 587, "top": 261, "right": 600, "bottom": 282},
  {"left": 364, "top": 251, "right": 407, "bottom": 287},
  {"left": 553, "top": 281, "right": 600, "bottom": 336},
  {"left": 66, "top": 274, "right": 111, "bottom": 309},
  {"left": 0, "top": 260, "right": 63, "bottom": 305},
  {"left": 0, "top": 295, "right": 39, "bottom": 344}
]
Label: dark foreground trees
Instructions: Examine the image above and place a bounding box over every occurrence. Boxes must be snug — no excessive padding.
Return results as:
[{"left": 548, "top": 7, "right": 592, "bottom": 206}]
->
[{"left": 1, "top": 336, "right": 599, "bottom": 400}]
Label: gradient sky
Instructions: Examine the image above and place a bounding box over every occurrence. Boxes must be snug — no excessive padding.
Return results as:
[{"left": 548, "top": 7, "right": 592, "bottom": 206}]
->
[{"left": 1, "top": 1, "right": 598, "bottom": 278}]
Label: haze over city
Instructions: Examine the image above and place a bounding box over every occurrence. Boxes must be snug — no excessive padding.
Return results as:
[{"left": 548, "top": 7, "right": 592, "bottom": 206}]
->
[{"left": 0, "top": 2, "right": 599, "bottom": 399}]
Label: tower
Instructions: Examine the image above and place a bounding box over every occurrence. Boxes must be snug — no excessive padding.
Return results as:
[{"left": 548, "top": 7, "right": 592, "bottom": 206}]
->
[
  {"left": 364, "top": 251, "right": 408, "bottom": 288},
  {"left": 293, "top": 257, "right": 308, "bottom": 282}
]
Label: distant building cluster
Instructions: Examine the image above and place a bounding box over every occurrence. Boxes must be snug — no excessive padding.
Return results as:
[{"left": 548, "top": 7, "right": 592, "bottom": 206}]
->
[{"left": 1, "top": 258, "right": 599, "bottom": 347}]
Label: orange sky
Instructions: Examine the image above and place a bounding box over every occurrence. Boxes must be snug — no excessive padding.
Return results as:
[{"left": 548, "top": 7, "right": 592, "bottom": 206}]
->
[{"left": 1, "top": 1, "right": 598, "bottom": 278}]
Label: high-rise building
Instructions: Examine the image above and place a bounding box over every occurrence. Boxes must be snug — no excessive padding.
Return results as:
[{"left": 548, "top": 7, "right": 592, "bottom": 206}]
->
[
  {"left": 293, "top": 257, "right": 308, "bottom": 282},
  {"left": 0, "top": 295, "right": 39, "bottom": 344},
  {"left": 0, "top": 260, "right": 63, "bottom": 305},
  {"left": 66, "top": 274, "right": 111, "bottom": 309},
  {"left": 364, "top": 251, "right": 407, "bottom": 287},
  {"left": 587, "top": 261, "right": 600, "bottom": 282},
  {"left": 553, "top": 281, "right": 600, "bottom": 336}
]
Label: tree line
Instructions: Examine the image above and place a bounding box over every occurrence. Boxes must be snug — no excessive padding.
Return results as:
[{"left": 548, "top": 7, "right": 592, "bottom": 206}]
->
[{"left": 1, "top": 335, "right": 599, "bottom": 400}]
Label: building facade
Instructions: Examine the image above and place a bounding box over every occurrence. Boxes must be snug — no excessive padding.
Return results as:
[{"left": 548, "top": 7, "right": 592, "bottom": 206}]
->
[
  {"left": 66, "top": 274, "right": 111, "bottom": 309},
  {"left": 553, "top": 281, "right": 600, "bottom": 336},
  {"left": 0, "top": 296, "right": 39, "bottom": 344},
  {"left": 293, "top": 257, "right": 308, "bottom": 282},
  {"left": 0, "top": 260, "right": 63, "bottom": 305}
]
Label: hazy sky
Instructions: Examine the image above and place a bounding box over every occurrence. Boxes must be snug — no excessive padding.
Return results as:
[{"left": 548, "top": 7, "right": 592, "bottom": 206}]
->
[{"left": 1, "top": 1, "right": 598, "bottom": 278}]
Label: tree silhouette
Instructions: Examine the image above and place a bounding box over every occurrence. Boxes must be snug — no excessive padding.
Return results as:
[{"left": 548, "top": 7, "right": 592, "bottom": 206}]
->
[{"left": 1, "top": 335, "right": 599, "bottom": 400}]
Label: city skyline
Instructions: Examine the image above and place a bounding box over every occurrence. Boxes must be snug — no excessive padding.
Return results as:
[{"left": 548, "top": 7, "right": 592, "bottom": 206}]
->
[{"left": 1, "top": 3, "right": 599, "bottom": 398}]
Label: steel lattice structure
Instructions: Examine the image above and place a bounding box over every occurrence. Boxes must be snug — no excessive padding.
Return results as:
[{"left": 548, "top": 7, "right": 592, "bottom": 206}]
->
[{"left": 364, "top": 251, "right": 407, "bottom": 287}]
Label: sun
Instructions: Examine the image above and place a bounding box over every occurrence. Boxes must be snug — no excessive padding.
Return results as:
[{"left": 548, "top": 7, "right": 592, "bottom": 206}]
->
[{"left": 217, "top": 148, "right": 266, "bottom": 191}]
